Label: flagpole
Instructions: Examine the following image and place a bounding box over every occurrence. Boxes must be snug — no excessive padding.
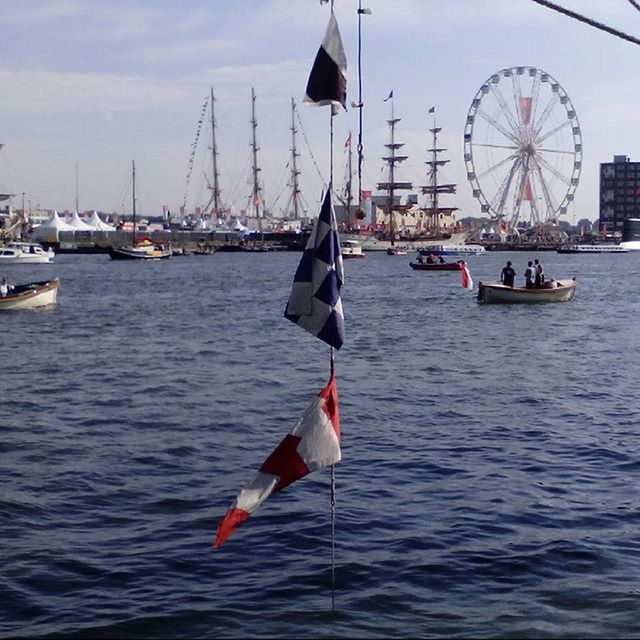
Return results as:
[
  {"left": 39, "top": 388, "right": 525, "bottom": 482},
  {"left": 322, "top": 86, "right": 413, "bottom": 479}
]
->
[
  {"left": 329, "top": 4, "right": 336, "bottom": 609},
  {"left": 330, "top": 348, "right": 337, "bottom": 610}
]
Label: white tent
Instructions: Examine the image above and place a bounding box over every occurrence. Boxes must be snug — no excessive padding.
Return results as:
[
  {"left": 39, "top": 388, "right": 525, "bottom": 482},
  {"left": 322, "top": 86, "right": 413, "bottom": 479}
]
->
[
  {"left": 67, "top": 211, "right": 93, "bottom": 231},
  {"left": 31, "top": 210, "right": 76, "bottom": 240},
  {"left": 87, "top": 211, "right": 116, "bottom": 232}
]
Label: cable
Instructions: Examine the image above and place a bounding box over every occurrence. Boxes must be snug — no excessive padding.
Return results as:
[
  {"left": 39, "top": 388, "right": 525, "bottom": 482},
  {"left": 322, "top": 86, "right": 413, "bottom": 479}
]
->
[
  {"left": 530, "top": 0, "right": 640, "bottom": 46},
  {"left": 627, "top": 0, "right": 640, "bottom": 12}
]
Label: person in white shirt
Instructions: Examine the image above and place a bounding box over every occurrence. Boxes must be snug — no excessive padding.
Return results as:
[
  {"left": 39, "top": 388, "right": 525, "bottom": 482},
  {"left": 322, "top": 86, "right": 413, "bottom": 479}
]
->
[{"left": 524, "top": 261, "right": 535, "bottom": 289}]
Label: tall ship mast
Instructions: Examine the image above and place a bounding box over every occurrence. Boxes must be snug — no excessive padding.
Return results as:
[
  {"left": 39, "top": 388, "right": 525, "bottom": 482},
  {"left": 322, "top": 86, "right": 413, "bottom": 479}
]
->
[
  {"left": 421, "top": 114, "right": 457, "bottom": 236},
  {"left": 377, "top": 100, "right": 412, "bottom": 246},
  {"left": 249, "top": 87, "right": 264, "bottom": 220},
  {"left": 209, "top": 86, "right": 222, "bottom": 220},
  {"left": 287, "top": 97, "right": 302, "bottom": 220},
  {"left": 344, "top": 132, "right": 353, "bottom": 228}
]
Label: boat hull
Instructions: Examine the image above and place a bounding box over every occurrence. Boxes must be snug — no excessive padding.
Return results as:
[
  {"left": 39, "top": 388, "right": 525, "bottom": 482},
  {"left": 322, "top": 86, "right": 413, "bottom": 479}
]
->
[
  {"left": 0, "top": 242, "right": 55, "bottom": 263},
  {"left": 0, "top": 279, "right": 60, "bottom": 310},
  {"left": 108, "top": 245, "right": 172, "bottom": 260},
  {"left": 556, "top": 244, "right": 628, "bottom": 254},
  {"left": 477, "top": 279, "right": 576, "bottom": 304},
  {"left": 418, "top": 244, "right": 486, "bottom": 257},
  {"left": 409, "top": 261, "right": 461, "bottom": 271}
]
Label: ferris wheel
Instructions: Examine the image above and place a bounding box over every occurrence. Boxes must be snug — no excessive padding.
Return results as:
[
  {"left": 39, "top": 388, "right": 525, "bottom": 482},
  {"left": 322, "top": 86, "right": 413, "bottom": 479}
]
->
[{"left": 463, "top": 66, "right": 582, "bottom": 227}]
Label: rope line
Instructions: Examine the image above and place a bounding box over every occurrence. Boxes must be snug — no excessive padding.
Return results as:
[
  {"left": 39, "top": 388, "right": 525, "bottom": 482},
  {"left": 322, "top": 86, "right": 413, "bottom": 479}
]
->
[{"left": 530, "top": 0, "right": 640, "bottom": 46}]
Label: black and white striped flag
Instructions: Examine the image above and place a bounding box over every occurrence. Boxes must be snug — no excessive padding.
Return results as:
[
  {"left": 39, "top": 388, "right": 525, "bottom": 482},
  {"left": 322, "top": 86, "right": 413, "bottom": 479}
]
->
[{"left": 304, "top": 12, "right": 347, "bottom": 111}]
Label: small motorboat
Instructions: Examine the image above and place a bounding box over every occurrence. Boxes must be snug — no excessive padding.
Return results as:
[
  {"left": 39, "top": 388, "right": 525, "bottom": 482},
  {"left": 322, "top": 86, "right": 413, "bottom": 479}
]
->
[
  {"left": 477, "top": 278, "right": 576, "bottom": 304},
  {"left": 386, "top": 246, "right": 408, "bottom": 256},
  {"left": 342, "top": 239, "right": 365, "bottom": 259},
  {"left": 0, "top": 278, "right": 60, "bottom": 310},
  {"left": 409, "top": 259, "right": 461, "bottom": 271},
  {"left": 0, "top": 241, "right": 55, "bottom": 264}
]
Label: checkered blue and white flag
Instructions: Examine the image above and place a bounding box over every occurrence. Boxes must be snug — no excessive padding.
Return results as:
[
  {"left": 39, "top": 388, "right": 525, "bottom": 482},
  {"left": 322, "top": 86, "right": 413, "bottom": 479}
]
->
[{"left": 284, "top": 187, "right": 344, "bottom": 350}]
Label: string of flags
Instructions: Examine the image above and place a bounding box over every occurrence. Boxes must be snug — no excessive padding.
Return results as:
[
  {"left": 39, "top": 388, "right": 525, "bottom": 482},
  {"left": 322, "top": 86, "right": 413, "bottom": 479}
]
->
[
  {"left": 183, "top": 95, "right": 209, "bottom": 210},
  {"left": 214, "top": 8, "right": 347, "bottom": 549}
]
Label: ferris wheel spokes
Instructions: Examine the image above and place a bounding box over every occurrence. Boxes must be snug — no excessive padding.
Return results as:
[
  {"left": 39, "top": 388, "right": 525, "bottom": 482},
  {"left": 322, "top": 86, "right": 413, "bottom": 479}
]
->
[
  {"left": 476, "top": 109, "right": 521, "bottom": 146},
  {"left": 532, "top": 93, "right": 561, "bottom": 140},
  {"left": 492, "top": 156, "right": 523, "bottom": 216},
  {"left": 536, "top": 154, "right": 572, "bottom": 186},
  {"left": 477, "top": 152, "right": 519, "bottom": 181},
  {"left": 489, "top": 82, "right": 523, "bottom": 139},
  {"left": 537, "top": 119, "right": 571, "bottom": 145},
  {"left": 532, "top": 162, "right": 559, "bottom": 219}
]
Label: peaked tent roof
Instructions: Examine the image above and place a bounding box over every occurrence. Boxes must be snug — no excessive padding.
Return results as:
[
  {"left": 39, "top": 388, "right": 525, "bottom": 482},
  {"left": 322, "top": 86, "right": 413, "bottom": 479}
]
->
[
  {"left": 67, "top": 211, "right": 93, "bottom": 230},
  {"left": 35, "top": 210, "right": 76, "bottom": 231},
  {"left": 87, "top": 211, "right": 116, "bottom": 231}
]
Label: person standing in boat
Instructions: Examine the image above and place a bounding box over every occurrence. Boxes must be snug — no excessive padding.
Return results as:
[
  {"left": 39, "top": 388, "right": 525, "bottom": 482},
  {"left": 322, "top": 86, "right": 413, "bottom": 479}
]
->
[
  {"left": 500, "top": 260, "right": 516, "bottom": 287},
  {"left": 524, "top": 261, "right": 535, "bottom": 289},
  {"left": 534, "top": 258, "right": 545, "bottom": 288},
  {"left": 1, "top": 278, "right": 11, "bottom": 297}
]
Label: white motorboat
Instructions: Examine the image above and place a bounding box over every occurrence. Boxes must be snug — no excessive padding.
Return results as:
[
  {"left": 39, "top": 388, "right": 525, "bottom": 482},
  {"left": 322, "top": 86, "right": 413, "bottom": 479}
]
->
[
  {"left": 418, "top": 243, "right": 486, "bottom": 257},
  {"left": 556, "top": 244, "right": 628, "bottom": 254},
  {"left": 341, "top": 239, "right": 365, "bottom": 259},
  {"left": 0, "top": 241, "right": 55, "bottom": 263},
  {"left": 619, "top": 240, "right": 640, "bottom": 251}
]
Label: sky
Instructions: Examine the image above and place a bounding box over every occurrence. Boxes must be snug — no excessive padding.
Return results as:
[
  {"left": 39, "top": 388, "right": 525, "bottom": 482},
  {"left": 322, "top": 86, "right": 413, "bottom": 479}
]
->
[{"left": 1, "top": 0, "right": 639, "bottom": 224}]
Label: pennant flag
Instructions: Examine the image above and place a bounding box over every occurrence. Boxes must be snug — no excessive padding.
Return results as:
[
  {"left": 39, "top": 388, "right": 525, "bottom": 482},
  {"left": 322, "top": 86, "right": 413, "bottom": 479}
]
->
[
  {"left": 304, "top": 12, "right": 347, "bottom": 110},
  {"left": 384, "top": 90, "right": 394, "bottom": 102},
  {"left": 345, "top": 132, "right": 352, "bottom": 148},
  {"left": 428, "top": 105, "right": 435, "bottom": 113},
  {"left": 460, "top": 261, "right": 473, "bottom": 290},
  {"left": 284, "top": 187, "right": 345, "bottom": 350},
  {"left": 214, "top": 373, "right": 341, "bottom": 548}
]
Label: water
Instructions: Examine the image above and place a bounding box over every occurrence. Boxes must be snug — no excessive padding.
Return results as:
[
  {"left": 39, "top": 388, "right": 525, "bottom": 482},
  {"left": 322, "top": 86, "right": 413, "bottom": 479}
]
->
[{"left": 2, "top": 249, "right": 640, "bottom": 638}]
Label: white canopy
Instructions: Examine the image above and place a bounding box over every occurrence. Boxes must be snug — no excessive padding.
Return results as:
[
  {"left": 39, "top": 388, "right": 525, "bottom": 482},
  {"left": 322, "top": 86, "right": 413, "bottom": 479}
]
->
[
  {"left": 30, "top": 210, "right": 75, "bottom": 240},
  {"left": 67, "top": 211, "right": 93, "bottom": 230},
  {"left": 87, "top": 211, "right": 116, "bottom": 231}
]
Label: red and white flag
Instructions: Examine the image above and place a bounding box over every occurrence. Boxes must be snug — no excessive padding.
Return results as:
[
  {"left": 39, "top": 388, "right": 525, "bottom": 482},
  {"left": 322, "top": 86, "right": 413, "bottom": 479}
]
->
[
  {"left": 460, "top": 261, "right": 473, "bottom": 290},
  {"left": 214, "top": 374, "right": 341, "bottom": 548}
]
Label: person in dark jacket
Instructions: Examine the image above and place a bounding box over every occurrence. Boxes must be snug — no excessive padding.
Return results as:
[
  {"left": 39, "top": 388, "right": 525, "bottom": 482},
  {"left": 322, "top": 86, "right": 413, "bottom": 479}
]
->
[{"left": 500, "top": 261, "right": 516, "bottom": 287}]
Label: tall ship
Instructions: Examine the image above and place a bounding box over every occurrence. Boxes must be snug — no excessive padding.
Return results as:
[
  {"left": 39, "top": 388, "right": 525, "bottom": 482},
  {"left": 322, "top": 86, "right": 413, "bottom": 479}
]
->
[
  {"left": 420, "top": 114, "right": 458, "bottom": 239},
  {"left": 376, "top": 99, "right": 412, "bottom": 255}
]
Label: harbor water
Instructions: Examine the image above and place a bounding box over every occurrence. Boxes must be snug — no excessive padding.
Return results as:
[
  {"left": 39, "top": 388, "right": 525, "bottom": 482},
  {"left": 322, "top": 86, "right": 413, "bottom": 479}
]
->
[{"left": 2, "top": 249, "right": 640, "bottom": 638}]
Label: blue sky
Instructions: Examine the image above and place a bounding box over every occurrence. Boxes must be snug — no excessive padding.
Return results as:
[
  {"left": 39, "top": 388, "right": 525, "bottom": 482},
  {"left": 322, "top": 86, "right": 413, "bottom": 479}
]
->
[{"left": 1, "top": 0, "right": 638, "bottom": 223}]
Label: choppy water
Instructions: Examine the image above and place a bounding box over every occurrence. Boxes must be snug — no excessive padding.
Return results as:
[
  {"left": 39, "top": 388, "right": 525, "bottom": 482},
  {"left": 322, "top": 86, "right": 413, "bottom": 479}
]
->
[{"left": 2, "top": 249, "right": 640, "bottom": 638}]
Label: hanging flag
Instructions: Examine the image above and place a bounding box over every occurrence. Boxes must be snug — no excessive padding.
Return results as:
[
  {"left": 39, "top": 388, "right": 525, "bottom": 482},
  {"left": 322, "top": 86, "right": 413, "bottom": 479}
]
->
[
  {"left": 460, "top": 261, "right": 473, "bottom": 290},
  {"left": 214, "top": 373, "right": 341, "bottom": 548},
  {"left": 519, "top": 97, "right": 532, "bottom": 125},
  {"left": 384, "top": 90, "right": 394, "bottom": 102},
  {"left": 345, "top": 132, "right": 351, "bottom": 148},
  {"left": 284, "top": 187, "right": 345, "bottom": 350},
  {"left": 428, "top": 105, "right": 435, "bottom": 113},
  {"left": 304, "top": 12, "right": 347, "bottom": 110}
]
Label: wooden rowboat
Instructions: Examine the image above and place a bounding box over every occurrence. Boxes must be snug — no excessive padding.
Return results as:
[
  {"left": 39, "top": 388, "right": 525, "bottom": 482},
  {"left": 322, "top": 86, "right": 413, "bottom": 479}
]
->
[
  {"left": 0, "top": 278, "right": 60, "bottom": 310},
  {"left": 477, "top": 278, "right": 576, "bottom": 304}
]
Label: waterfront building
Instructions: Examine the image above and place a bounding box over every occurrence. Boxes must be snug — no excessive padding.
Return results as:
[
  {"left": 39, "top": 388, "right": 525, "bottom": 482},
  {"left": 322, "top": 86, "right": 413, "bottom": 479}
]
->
[{"left": 599, "top": 155, "right": 640, "bottom": 233}]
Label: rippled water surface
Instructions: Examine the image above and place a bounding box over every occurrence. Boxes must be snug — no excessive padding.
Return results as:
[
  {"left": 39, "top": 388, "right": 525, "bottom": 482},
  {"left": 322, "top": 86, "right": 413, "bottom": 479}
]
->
[{"left": 2, "top": 250, "right": 640, "bottom": 638}]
